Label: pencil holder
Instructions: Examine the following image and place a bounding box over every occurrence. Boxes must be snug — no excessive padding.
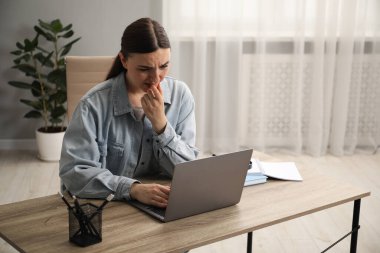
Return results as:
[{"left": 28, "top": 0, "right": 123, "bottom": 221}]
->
[{"left": 68, "top": 203, "right": 102, "bottom": 247}]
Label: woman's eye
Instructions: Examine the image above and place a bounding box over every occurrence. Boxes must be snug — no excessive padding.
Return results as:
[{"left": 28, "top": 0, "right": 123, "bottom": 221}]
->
[
  {"left": 138, "top": 68, "right": 149, "bottom": 72},
  {"left": 160, "top": 65, "right": 168, "bottom": 69}
]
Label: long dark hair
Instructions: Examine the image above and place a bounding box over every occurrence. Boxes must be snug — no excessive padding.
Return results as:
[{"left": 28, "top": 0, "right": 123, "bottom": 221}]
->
[{"left": 106, "top": 17, "right": 171, "bottom": 80}]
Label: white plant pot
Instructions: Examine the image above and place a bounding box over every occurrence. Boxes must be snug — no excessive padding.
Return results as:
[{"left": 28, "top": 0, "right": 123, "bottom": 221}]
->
[{"left": 36, "top": 129, "right": 65, "bottom": 162}]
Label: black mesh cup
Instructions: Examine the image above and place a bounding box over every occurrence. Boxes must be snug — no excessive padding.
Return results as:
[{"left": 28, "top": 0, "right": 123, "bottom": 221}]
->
[{"left": 68, "top": 203, "right": 102, "bottom": 247}]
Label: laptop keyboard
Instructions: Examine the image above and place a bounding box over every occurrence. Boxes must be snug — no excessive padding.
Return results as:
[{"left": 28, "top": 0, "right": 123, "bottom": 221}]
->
[{"left": 146, "top": 205, "right": 166, "bottom": 217}]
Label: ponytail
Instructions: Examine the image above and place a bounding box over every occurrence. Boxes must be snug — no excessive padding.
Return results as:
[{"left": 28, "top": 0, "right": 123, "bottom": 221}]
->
[{"left": 105, "top": 54, "right": 125, "bottom": 80}]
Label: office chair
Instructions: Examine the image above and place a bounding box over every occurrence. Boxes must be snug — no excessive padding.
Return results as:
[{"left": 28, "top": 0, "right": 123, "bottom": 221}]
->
[{"left": 65, "top": 56, "right": 115, "bottom": 121}]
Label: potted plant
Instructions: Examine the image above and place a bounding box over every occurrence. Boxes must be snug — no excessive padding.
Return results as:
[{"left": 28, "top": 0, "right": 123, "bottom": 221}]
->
[{"left": 9, "top": 19, "right": 80, "bottom": 161}]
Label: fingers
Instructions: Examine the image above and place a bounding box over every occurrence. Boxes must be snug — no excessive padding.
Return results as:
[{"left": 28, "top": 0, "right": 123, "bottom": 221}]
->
[
  {"left": 151, "top": 195, "right": 168, "bottom": 208},
  {"left": 140, "top": 83, "right": 163, "bottom": 108},
  {"left": 141, "top": 95, "right": 148, "bottom": 108},
  {"left": 152, "top": 184, "right": 170, "bottom": 200},
  {"left": 157, "top": 83, "right": 163, "bottom": 95},
  {"left": 144, "top": 85, "right": 162, "bottom": 102},
  {"left": 159, "top": 184, "right": 171, "bottom": 195},
  {"left": 144, "top": 89, "right": 155, "bottom": 99},
  {"left": 141, "top": 90, "right": 158, "bottom": 106},
  {"left": 134, "top": 183, "right": 171, "bottom": 208},
  {"left": 151, "top": 84, "right": 162, "bottom": 98},
  {"left": 152, "top": 184, "right": 170, "bottom": 207},
  {"left": 152, "top": 200, "right": 168, "bottom": 208}
]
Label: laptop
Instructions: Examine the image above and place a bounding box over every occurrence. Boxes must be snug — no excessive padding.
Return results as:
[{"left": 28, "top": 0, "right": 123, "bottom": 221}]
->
[{"left": 128, "top": 149, "right": 253, "bottom": 222}]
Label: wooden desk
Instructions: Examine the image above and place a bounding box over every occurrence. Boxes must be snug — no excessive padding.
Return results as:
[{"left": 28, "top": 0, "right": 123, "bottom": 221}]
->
[{"left": 0, "top": 164, "right": 370, "bottom": 253}]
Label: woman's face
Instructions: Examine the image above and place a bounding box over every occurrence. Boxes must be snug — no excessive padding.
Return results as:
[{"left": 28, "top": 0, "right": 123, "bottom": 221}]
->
[{"left": 119, "top": 48, "right": 171, "bottom": 93}]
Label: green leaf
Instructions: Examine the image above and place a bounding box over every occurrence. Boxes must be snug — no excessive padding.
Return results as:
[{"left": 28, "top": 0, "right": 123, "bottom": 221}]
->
[
  {"left": 24, "top": 110, "right": 42, "bottom": 118},
  {"left": 61, "top": 45, "right": 72, "bottom": 57},
  {"left": 38, "top": 19, "right": 53, "bottom": 32},
  {"left": 34, "top": 25, "right": 46, "bottom": 36},
  {"left": 14, "top": 54, "right": 31, "bottom": 64},
  {"left": 13, "top": 54, "right": 30, "bottom": 65},
  {"left": 57, "top": 58, "right": 65, "bottom": 67},
  {"left": 45, "top": 32, "right": 56, "bottom": 42},
  {"left": 47, "top": 69, "right": 66, "bottom": 87},
  {"left": 13, "top": 58, "right": 21, "bottom": 65},
  {"left": 20, "top": 99, "right": 43, "bottom": 110},
  {"left": 58, "top": 30, "right": 73, "bottom": 38},
  {"left": 34, "top": 26, "right": 54, "bottom": 41},
  {"left": 16, "top": 42, "right": 24, "bottom": 50},
  {"left": 24, "top": 39, "right": 35, "bottom": 52},
  {"left": 32, "top": 35, "right": 39, "bottom": 48},
  {"left": 50, "top": 90, "right": 67, "bottom": 104},
  {"left": 61, "top": 24, "right": 72, "bottom": 32},
  {"left": 31, "top": 81, "right": 42, "bottom": 97},
  {"left": 60, "top": 37, "right": 81, "bottom": 56},
  {"left": 8, "top": 81, "right": 31, "bottom": 89},
  {"left": 51, "top": 19, "right": 63, "bottom": 33},
  {"left": 34, "top": 52, "right": 54, "bottom": 67},
  {"left": 37, "top": 21, "right": 56, "bottom": 41},
  {"left": 33, "top": 52, "right": 45, "bottom": 63},
  {"left": 51, "top": 106, "right": 66, "bottom": 118},
  {"left": 13, "top": 64, "right": 36, "bottom": 76},
  {"left": 44, "top": 52, "right": 55, "bottom": 67},
  {"left": 11, "top": 50, "right": 22, "bottom": 56}
]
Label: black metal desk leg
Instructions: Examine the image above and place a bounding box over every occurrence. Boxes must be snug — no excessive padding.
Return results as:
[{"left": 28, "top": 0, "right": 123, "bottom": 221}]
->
[
  {"left": 350, "top": 199, "right": 361, "bottom": 253},
  {"left": 247, "top": 232, "right": 252, "bottom": 253}
]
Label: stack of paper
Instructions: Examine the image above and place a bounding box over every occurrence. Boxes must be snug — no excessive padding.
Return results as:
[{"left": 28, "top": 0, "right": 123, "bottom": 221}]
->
[
  {"left": 249, "top": 159, "right": 303, "bottom": 181},
  {"left": 244, "top": 173, "right": 267, "bottom": 186},
  {"left": 244, "top": 161, "right": 268, "bottom": 186}
]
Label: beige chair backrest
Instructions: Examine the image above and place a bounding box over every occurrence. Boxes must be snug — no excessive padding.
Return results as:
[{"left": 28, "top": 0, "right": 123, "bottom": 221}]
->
[{"left": 65, "top": 56, "right": 115, "bottom": 121}]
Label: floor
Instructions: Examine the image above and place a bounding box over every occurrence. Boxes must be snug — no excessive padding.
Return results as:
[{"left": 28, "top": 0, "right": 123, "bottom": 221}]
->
[{"left": 0, "top": 150, "right": 379, "bottom": 252}]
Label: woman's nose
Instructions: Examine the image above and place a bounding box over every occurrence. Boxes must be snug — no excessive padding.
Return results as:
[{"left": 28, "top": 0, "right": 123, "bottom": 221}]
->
[{"left": 148, "top": 69, "right": 161, "bottom": 83}]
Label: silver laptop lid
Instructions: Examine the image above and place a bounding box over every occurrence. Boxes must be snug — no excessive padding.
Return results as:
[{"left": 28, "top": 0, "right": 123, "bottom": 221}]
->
[{"left": 164, "top": 149, "right": 253, "bottom": 221}]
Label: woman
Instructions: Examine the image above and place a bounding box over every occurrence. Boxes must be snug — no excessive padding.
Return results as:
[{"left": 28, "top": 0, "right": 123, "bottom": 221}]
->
[{"left": 59, "top": 18, "right": 199, "bottom": 208}]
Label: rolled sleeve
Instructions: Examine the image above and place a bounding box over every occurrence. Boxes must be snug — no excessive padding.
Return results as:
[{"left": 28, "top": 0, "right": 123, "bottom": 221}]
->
[
  {"left": 152, "top": 121, "right": 176, "bottom": 147},
  {"left": 114, "top": 177, "right": 140, "bottom": 200}
]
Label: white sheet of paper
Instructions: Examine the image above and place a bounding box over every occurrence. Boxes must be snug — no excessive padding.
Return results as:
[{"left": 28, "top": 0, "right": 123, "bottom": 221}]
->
[
  {"left": 248, "top": 159, "right": 263, "bottom": 174},
  {"left": 260, "top": 161, "right": 303, "bottom": 181}
]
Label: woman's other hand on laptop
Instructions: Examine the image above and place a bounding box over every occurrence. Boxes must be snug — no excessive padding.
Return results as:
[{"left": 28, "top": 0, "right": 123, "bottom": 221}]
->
[{"left": 130, "top": 183, "right": 170, "bottom": 208}]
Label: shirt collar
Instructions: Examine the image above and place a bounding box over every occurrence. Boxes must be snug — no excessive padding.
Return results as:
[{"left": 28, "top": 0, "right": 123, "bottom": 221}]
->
[
  {"left": 112, "top": 73, "right": 172, "bottom": 116},
  {"left": 160, "top": 78, "right": 172, "bottom": 105}
]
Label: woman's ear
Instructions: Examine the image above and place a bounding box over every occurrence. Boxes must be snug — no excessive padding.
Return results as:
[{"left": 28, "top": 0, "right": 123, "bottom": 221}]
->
[{"left": 118, "top": 52, "right": 128, "bottom": 69}]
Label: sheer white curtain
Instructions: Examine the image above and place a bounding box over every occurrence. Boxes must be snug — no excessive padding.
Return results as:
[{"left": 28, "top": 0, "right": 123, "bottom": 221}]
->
[{"left": 163, "top": 0, "right": 380, "bottom": 156}]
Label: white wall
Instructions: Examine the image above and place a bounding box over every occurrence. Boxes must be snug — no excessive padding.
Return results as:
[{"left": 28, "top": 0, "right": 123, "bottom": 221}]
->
[{"left": 0, "top": 0, "right": 162, "bottom": 147}]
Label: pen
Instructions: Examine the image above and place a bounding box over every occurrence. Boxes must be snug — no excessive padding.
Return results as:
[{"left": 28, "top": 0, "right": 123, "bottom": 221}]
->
[
  {"left": 97, "top": 194, "right": 115, "bottom": 211},
  {"left": 58, "top": 191, "right": 72, "bottom": 209},
  {"left": 72, "top": 196, "right": 84, "bottom": 214},
  {"left": 87, "top": 193, "right": 114, "bottom": 221},
  {"left": 66, "top": 190, "right": 73, "bottom": 198},
  {"left": 72, "top": 196, "right": 91, "bottom": 235}
]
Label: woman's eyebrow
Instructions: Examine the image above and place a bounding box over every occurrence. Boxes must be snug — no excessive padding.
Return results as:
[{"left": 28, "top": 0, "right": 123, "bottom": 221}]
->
[
  {"left": 137, "top": 65, "right": 152, "bottom": 69},
  {"left": 137, "top": 61, "right": 170, "bottom": 68}
]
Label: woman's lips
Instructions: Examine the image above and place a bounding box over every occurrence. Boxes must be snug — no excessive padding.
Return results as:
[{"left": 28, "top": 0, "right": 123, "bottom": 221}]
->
[{"left": 143, "top": 83, "right": 157, "bottom": 92}]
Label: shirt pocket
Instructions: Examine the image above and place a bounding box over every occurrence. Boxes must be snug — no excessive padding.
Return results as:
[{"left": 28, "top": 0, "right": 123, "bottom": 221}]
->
[{"left": 105, "top": 141, "right": 124, "bottom": 174}]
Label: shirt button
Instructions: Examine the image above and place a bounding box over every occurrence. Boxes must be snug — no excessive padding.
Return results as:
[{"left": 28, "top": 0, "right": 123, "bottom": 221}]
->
[
  {"left": 146, "top": 139, "right": 150, "bottom": 143},
  {"left": 141, "top": 162, "right": 145, "bottom": 165},
  {"left": 156, "top": 140, "right": 159, "bottom": 143}
]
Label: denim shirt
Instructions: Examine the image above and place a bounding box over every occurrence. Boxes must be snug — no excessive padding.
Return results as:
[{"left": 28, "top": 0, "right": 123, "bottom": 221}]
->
[{"left": 59, "top": 73, "right": 199, "bottom": 200}]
